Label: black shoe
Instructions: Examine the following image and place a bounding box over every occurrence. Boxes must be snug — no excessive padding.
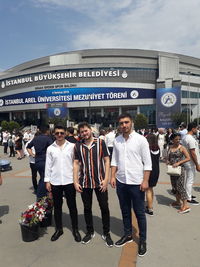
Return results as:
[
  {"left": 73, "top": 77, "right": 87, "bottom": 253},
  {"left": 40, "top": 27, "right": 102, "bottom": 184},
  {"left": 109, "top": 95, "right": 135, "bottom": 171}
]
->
[
  {"left": 102, "top": 233, "right": 114, "bottom": 247},
  {"left": 0, "top": 219, "right": 2, "bottom": 224},
  {"left": 138, "top": 240, "right": 147, "bottom": 257},
  {"left": 192, "top": 195, "right": 196, "bottom": 199},
  {"left": 187, "top": 199, "right": 199, "bottom": 205},
  {"left": 51, "top": 230, "right": 63, "bottom": 241},
  {"left": 115, "top": 235, "right": 133, "bottom": 247},
  {"left": 73, "top": 229, "right": 82, "bottom": 242},
  {"left": 145, "top": 207, "right": 154, "bottom": 216},
  {"left": 82, "top": 232, "right": 95, "bottom": 244}
]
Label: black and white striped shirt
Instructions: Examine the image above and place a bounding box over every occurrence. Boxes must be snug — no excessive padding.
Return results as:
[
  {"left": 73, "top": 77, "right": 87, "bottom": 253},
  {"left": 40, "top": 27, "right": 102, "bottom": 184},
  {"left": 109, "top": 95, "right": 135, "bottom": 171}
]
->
[{"left": 74, "top": 138, "right": 109, "bottom": 188}]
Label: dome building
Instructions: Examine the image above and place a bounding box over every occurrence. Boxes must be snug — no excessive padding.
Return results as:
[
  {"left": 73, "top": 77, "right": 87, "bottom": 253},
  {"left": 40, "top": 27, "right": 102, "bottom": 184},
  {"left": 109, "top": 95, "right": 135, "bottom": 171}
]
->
[{"left": 0, "top": 48, "right": 200, "bottom": 128}]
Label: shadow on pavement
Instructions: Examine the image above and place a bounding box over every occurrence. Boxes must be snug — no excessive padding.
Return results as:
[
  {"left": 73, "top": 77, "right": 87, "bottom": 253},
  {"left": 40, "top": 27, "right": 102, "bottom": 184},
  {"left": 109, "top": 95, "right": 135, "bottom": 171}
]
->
[
  {"left": 193, "top": 186, "right": 200, "bottom": 192},
  {"left": 155, "top": 194, "right": 174, "bottom": 206},
  {"left": 0, "top": 205, "right": 9, "bottom": 218},
  {"left": 48, "top": 213, "right": 131, "bottom": 238}
]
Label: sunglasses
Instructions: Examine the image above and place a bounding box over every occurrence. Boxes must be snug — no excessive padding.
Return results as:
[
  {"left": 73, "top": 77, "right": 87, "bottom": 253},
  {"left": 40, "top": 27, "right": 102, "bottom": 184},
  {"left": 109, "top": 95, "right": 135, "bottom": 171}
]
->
[{"left": 55, "top": 132, "right": 65, "bottom": 136}]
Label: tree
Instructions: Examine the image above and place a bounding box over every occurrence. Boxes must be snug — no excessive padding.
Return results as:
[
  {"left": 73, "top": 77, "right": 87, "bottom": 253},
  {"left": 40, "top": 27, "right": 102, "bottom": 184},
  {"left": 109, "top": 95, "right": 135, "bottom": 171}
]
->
[
  {"left": 134, "top": 113, "right": 148, "bottom": 130},
  {"left": 171, "top": 112, "right": 187, "bottom": 128},
  {"left": 8, "top": 121, "right": 20, "bottom": 132},
  {"left": 1, "top": 120, "right": 9, "bottom": 131}
]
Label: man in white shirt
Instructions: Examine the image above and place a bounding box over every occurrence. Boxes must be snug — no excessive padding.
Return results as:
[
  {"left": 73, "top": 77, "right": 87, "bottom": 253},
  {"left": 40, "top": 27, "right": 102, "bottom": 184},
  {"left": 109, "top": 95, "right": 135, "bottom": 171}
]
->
[
  {"left": 179, "top": 123, "right": 188, "bottom": 143},
  {"left": 45, "top": 125, "right": 81, "bottom": 242},
  {"left": 182, "top": 122, "right": 200, "bottom": 205},
  {"left": 2, "top": 131, "right": 10, "bottom": 154},
  {"left": 111, "top": 113, "right": 152, "bottom": 257},
  {"left": 105, "top": 127, "right": 115, "bottom": 160}
]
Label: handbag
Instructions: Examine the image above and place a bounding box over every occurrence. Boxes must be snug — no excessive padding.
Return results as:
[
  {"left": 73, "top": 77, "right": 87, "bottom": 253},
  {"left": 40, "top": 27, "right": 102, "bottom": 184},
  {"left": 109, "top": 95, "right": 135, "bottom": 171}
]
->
[{"left": 167, "top": 165, "right": 181, "bottom": 176}]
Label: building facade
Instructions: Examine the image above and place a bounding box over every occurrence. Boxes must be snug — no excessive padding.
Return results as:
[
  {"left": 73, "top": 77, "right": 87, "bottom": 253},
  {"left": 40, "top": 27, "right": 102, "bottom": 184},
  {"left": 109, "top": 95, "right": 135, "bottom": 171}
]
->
[{"left": 0, "top": 49, "right": 200, "bottom": 128}]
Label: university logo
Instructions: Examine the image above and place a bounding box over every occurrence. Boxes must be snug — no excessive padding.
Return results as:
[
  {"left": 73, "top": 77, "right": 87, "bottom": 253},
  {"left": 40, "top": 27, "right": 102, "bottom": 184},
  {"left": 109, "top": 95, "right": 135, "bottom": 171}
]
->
[
  {"left": 161, "top": 93, "right": 177, "bottom": 107},
  {"left": 130, "top": 90, "right": 139, "bottom": 99},
  {"left": 54, "top": 108, "right": 61, "bottom": 116}
]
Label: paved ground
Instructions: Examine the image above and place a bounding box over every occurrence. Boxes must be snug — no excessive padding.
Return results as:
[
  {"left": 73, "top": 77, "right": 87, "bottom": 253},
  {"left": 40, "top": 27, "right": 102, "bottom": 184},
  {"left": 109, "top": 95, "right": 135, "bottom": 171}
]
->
[{"left": 0, "top": 146, "right": 200, "bottom": 267}]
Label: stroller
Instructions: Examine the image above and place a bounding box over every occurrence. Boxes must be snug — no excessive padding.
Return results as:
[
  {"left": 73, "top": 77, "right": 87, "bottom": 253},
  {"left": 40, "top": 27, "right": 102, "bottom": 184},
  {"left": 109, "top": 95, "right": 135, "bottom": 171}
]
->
[{"left": 0, "top": 159, "right": 12, "bottom": 172}]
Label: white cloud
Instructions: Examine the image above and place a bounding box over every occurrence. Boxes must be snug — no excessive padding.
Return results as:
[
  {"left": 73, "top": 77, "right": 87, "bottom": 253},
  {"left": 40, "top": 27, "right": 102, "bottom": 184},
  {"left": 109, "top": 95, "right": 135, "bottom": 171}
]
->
[{"left": 32, "top": 0, "right": 200, "bottom": 58}]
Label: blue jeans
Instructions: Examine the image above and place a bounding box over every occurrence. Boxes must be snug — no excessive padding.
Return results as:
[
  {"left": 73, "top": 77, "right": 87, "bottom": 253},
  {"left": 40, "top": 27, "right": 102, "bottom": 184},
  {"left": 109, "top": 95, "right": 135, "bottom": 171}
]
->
[
  {"left": 116, "top": 180, "right": 146, "bottom": 241},
  {"left": 35, "top": 161, "right": 47, "bottom": 200}
]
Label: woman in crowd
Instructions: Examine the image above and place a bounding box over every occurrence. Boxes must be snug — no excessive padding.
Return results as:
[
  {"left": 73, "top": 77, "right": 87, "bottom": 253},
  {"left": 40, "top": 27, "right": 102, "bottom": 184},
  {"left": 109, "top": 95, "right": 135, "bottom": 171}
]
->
[
  {"left": 15, "top": 132, "right": 24, "bottom": 160},
  {"left": 146, "top": 134, "right": 160, "bottom": 216},
  {"left": 157, "top": 128, "right": 166, "bottom": 160},
  {"left": 167, "top": 133, "right": 191, "bottom": 214}
]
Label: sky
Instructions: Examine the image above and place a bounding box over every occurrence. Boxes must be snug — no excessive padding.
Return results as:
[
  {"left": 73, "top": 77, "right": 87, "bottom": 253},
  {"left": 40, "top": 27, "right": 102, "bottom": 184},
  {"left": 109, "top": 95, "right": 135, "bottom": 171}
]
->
[{"left": 1, "top": 0, "right": 200, "bottom": 71}]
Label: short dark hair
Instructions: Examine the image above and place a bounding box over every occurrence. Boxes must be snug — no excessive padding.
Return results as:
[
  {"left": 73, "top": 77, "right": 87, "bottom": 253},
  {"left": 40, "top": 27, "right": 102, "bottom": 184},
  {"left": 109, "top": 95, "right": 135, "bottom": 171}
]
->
[
  {"left": 187, "top": 122, "right": 197, "bottom": 131},
  {"left": 78, "top": 122, "right": 91, "bottom": 131},
  {"left": 54, "top": 125, "right": 66, "bottom": 132},
  {"left": 67, "top": 127, "right": 74, "bottom": 134},
  {"left": 39, "top": 125, "right": 49, "bottom": 134},
  {"left": 180, "top": 123, "right": 186, "bottom": 128},
  {"left": 118, "top": 113, "right": 133, "bottom": 122},
  {"left": 170, "top": 133, "right": 181, "bottom": 141}
]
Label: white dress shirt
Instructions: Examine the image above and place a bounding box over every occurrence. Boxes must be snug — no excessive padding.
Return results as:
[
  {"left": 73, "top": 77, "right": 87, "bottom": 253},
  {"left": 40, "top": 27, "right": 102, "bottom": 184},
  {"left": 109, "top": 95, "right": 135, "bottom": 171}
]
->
[
  {"left": 44, "top": 140, "right": 75, "bottom": 185},
  {"left": 111, "top": 131, "right": 152, "bottom": 184},
  {"left": 105, "top": 131, "right": 115, "bottom": 147}
]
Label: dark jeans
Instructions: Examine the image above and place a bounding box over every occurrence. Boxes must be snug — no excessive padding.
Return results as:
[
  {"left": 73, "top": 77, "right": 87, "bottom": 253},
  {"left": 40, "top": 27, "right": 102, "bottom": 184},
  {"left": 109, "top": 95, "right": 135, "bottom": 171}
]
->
[
  {"left": 35, "top": 161, "right": 47, "bottom": 200},
  {"left": 30, "top": 163, "right": 38, "bottom": 192},
  {"left": 51, "top": 184, "right": 79, "bottom": 230},
  {"left": 81, "top": 188, "right": 110, "bottom": 235},
  {"left": 9, "top": 145, "right": 15, "bottom": 157},
  {"left": 116, "top": 180, "right": 147, "bottom": 241},
  {"left": 3, "top": 142, "right": 8, "bottom": 154}
]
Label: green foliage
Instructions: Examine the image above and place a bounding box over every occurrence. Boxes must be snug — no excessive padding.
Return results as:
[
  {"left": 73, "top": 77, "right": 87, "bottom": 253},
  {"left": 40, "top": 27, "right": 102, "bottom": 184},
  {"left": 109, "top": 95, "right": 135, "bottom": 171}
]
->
[
  {"left": 134, "top": 113, "right": 148, "bottom": 130},
  {"left": 8, "top": 121, "right": 20, "bottom": 132},
  {"left": 171, "top": 112, "right": 187, "bottom": 128},
  {"left": 1, "top": 120, "right": 9, "bottom": 131},
  {"left": 0, "top": 120, "right": 20, "bottom": 132}
]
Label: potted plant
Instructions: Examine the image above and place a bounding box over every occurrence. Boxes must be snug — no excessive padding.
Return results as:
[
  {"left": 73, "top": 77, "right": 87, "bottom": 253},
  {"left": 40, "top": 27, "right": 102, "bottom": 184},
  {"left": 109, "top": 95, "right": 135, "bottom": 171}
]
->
[
  {"left": 38, "top": 196, "right": 53, "bottom": 227},
  {"left": 19, "top": 202, "right": 46, "bottom": 242}
]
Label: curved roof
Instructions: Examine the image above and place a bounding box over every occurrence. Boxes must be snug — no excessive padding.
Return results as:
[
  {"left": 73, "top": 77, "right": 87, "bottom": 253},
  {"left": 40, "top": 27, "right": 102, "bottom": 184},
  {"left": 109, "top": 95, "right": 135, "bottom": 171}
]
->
[{"left": 1, "top": 48, "right": 200, "bottom": 79}]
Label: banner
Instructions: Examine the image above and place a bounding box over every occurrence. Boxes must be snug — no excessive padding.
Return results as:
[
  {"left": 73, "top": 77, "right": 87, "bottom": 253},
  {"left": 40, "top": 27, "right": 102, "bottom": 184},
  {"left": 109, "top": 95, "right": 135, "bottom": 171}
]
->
[
  {"left": 0, "top": 87, "right": 156, "bottom": 107},
  {"left": 156, "top": 87, "right": 181, "bottom": 128}
]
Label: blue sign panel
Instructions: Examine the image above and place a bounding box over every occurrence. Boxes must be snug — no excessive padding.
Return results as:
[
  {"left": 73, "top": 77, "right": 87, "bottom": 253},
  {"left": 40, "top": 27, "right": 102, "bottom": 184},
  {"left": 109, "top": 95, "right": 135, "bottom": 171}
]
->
[
  {"left": 0, "top": 87, "right": 156, "bottom": 107},
  {"left": 156, "top": 87, "right": 181, "bottom": 128},
  {"left": 48, "top": 107, "right": 68, "bottom": 118}
]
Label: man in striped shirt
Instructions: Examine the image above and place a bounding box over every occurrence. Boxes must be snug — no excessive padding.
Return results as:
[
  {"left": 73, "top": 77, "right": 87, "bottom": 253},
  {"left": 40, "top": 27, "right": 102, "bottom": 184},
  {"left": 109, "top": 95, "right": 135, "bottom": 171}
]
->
[{"left": 73, "top": 122, "right": 113, "bottom": 247}]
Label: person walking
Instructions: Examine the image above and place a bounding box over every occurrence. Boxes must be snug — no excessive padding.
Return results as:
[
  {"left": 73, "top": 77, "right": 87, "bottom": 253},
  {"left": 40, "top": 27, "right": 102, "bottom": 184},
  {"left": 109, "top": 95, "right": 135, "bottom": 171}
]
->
[
  {"left": 8, "top": 136, "right": 15, "bottom": 157},
  {"left": 27, "top": 125, "right": 53, "bottom": 200},
  {"left": 25, "top": 133, "right": 40, "bottom": 194},
  {"left": 182, "top": 122, "right": 200, "bottom": 205},
  {"left": 2, "top": 131, "right": 9, "bottom": 154},
  {"left": 105, "top": 127, "right": 115, "bottom": 161},
  {"left": 73, "top": 122, "right": 113, "bottom": 247},
  {"left": 167, "top": 133, "right": 191, "bottom": 213},
  {"left": 45, "top": 125, "right": 81, "bottom": 242},
  {"left": 145, "top": 134, "right": 160, "bottom": 216},
  {"left": 110, "top": 113, "right": 152, "bottom": 257}
]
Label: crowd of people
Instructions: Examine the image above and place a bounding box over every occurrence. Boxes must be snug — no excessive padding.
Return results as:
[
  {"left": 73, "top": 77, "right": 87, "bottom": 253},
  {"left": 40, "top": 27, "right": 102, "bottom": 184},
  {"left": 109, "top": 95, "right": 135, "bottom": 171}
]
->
[{"left": 0, "top": 115, "right": 200, "bottom": 257}]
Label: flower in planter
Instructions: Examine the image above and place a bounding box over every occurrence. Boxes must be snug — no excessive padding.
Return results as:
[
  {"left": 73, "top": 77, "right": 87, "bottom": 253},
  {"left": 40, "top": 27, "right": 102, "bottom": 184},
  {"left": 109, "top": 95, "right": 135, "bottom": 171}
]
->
[
  {"left": 20, "top": 202, "right": 46, "bottom": 227},
  {"left": 38, "top": 196, "right": 53, "bottom": 212}
]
